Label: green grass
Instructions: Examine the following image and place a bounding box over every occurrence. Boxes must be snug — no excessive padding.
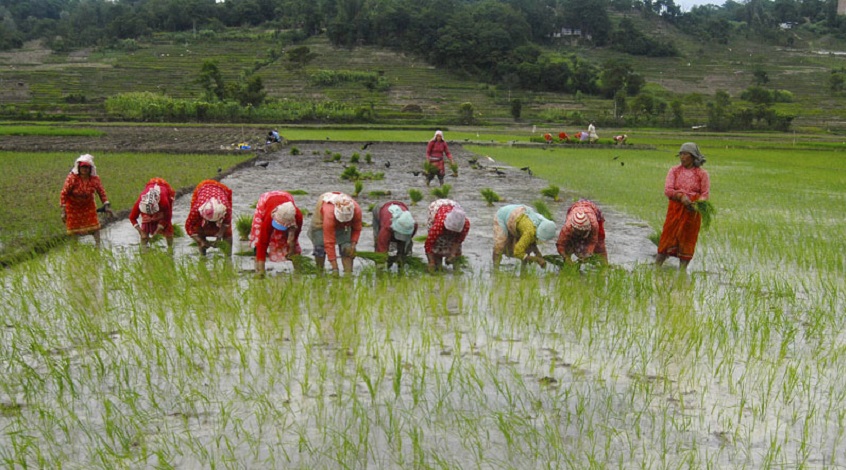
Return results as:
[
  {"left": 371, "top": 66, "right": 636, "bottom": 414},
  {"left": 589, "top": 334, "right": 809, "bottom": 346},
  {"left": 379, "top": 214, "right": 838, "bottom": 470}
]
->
[
  {"left": 0, "top": 126, "right": 105, "bottom": 137},
  {"left": 0, "top": 151, "right": 251, "bottom": 264}
]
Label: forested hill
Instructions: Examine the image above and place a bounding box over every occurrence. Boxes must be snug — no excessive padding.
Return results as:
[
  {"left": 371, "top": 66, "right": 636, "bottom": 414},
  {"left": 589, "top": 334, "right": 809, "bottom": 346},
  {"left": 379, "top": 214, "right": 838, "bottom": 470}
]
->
[{"left": 3, "top": 0, "right": 846, "bottom": 131}]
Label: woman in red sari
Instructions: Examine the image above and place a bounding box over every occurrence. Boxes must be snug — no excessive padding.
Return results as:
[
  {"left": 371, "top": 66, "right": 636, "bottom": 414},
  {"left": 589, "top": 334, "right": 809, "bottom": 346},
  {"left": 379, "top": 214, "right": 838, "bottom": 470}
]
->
[
  {"left": 129, "top": 178, "right": 175, "bottom": 251},
  {"left": 184, "top": 180, "right": 233, "bottom": 256},
  {"left": 425, "top": 130, "right": 453, "bottom": 186},
  {"left": 656, "top": 142, "right": 710, "bottom": 271},
  {"left": 249, "top": 191, "right": 303, "bottom": 275},
  {"left": 60, "top": 154, "right": 109, "bottom": 247}
]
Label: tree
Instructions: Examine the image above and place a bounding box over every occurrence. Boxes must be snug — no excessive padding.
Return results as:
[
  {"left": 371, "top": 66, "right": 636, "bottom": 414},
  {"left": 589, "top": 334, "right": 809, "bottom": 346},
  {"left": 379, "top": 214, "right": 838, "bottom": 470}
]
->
[
  {"left": 196, "top": 60, "right": 226, "bottom": 101},
  {"left": 599, "top": 60, "right": 644, "bottom": 99},
  {"left": 285, "top": 46, "right": 317, "bottom": 70},
  {"left": 510, "top": 98, "right": 522, "bottom": 120}
]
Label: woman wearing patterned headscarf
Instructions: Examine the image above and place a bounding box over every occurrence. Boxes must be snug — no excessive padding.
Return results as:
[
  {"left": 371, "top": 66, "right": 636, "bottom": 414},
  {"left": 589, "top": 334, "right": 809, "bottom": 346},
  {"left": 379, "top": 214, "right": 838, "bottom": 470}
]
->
[
  {"left": 372, "top": 200, "right": 417, "bottom": 269},
  {"left": 425, "top": 199, "right": 470, "bottom": 272},
  {"left": 185, "top": 179, "right": 233, "bottom": 256},
  {"left": 129, "top": 177, "right": 175, "bottom": 251},
  {"left": 309, "top": 192, "right": 362, "bottom": 275},
  {"left": 60, "top": 154, "right": 110, "bottom": 247},
  {"left": 656, "top": 142, "right": 710, "bottom": 271},
  {"left": 425, "top": 130, "right": 454, "bottom": 186},
  {"left": 556, "top": 199, "right": 607, "bottom": 265},
  {"left": 249, "top": 191, "right": 303, "bottom": 275},
  {"left": 492, "top": 204, "right": 557, "bottom": 270}
]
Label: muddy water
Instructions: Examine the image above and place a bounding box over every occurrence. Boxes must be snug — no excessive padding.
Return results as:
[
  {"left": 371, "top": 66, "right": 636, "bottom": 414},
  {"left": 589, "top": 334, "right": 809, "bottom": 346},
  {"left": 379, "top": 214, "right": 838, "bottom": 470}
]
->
[{"left": 102, "top": 142, "right": 657, "bottom": 273}]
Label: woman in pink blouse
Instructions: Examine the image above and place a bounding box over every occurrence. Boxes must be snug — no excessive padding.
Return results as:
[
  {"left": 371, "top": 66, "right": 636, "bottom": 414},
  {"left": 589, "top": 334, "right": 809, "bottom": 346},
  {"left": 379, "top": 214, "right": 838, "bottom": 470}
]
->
[{"left": 656, "top": 142, "right": 711, "bottom": 271}]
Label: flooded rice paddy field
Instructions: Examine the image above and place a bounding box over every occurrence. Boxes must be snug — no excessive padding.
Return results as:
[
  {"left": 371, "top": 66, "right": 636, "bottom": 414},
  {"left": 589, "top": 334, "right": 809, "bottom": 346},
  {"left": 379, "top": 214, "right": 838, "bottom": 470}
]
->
[{"left": 1, "top": 143, "right": 844, "bottom": 468}]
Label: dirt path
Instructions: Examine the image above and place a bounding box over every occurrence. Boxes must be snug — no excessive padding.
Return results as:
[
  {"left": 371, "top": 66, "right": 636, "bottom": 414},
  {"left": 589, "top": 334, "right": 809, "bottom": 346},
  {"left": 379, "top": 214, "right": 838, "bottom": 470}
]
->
[{"left": 102, "top": 141, "right": 657, "bottom": 273}]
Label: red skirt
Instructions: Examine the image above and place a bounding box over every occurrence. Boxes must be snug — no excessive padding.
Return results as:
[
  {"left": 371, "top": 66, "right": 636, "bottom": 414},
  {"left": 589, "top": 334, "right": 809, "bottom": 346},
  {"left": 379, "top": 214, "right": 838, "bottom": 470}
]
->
[{"left": 657, "top": 200, "right": 701, "bottom": 261}]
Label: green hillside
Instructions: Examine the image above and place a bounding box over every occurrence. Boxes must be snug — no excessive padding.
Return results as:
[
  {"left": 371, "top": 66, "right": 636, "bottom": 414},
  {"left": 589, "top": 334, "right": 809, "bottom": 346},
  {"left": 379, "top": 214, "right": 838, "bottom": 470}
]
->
[{"left": 2, "top": 23, "right": 846, "bottom": 132}]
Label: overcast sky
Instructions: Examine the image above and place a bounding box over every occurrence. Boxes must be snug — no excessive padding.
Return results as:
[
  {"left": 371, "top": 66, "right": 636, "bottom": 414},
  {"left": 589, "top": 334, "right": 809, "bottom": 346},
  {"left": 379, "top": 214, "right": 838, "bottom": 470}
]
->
[{"left": 675, "top": 0, "right": 725, "bottom": 10}]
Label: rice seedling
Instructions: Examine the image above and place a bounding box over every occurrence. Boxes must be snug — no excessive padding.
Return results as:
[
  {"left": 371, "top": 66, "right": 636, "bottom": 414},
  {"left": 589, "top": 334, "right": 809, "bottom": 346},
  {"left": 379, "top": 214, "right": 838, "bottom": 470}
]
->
[
  {"left": 692, "top": 200, "right": 716, "bottom": 230},
  {"left": 408, "top": 189, "right": 424, "bottom": 206},
  {"left": 367, "top": 190, "right": 391, "bottom": 197},
  {"left": 480, "top": 188, "right": 501, "bottom": 206},
  {"left": 332, "top": 153, "right": 342, "bottom": 162},
  {"left": 423, "top": 161, "right": 438, "bottom": 178},
  {"left": 532, "top": 199, "right": 554, "bottom": 221},
  {"left": 288, "top": 189, "right": 309, "bottom": 195},
  {"left": 540, "top": 184, "right": 560, "bottom": 202},
  {"left": 431, "top": 184, "right": 451, "bottom": 199},
  {"left": 449, "top": 161, "right": 459, "bottom": 177},
  {"left": 365, "top": 153, "right": 373, "bottom": 164},
  {"left": 340, "top": 165, "right": 361, "bottom": 181},
  {"left": 235, "top": 214, "right": 253, "bottom": 240},
  {"left": 290, "top": 147, "right": 301, "bottom": 155},
  {"left": 350, "top": 152, "right": 360, "bottom": 163},
  {"left": 352, "top": 180, "right": 364, "bottom": 197}
]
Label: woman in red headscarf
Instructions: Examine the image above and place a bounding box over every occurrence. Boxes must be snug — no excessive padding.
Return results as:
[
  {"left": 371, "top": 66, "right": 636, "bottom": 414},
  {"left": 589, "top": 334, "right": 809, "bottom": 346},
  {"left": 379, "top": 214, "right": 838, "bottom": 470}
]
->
[
  {"left": 60, "top": 154, "right": 110, "bottom": 247},
  {"left": 185, "top": 179, "right": 233, "bottom": 256},
  {"left": 425, "top": 199, "right": 470, "bottom": 272},
  {"left": 425, "top": 130, "right": 454, "bottom": 186},
  {"left": 129, "top": 177, "right": 175, "bottom": 251}
]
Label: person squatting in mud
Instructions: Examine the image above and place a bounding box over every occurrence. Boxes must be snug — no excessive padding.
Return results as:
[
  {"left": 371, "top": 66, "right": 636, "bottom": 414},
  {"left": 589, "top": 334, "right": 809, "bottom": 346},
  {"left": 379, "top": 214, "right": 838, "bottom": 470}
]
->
[
  {"left": 309, "top": 192, "right": 362, "bottom": 275},
  {"left": 129, "top": 177, "right": 176, "bottom": 252},
  {"left": 184, "top": 179, "right": 233, "bottom": 256},
  {"left": 250, "top": 191, "right": 303, "bottom": 276},
  {"left": 556, "top": 199, "right": 608, "bottom": 265},
  {"left": 60, "top": 154, "right": 110, "bottom": 248},
  {"left": 425, "top": 130, "right": 454, "bottom": 186},
  {"left": 372, "top": 200, "right": 417, "bottom": 270},
  {"left": 425, "top": 199, "right": 470, "bottom": 273},
  {"left": 492, "top": 204, "right": 557, "bottom": 270}
]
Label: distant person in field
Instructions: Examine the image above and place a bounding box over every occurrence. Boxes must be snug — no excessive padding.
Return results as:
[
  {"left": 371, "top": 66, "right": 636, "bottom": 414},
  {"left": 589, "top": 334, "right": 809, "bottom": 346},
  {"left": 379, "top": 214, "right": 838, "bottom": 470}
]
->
[
  {"left": 656, "top": 142, "right": 710, "bottom": 271},
  {"left": 588, "top": 122, "right": 598, "bottom": 143},
  {"left": 372, "top": 200, "right": 417, "bottom": 269},
  {"left": 60, "top": 154, "right": 110, "bottom": 248},
  {"left": 309, "top": 192, "right": 362, "bottom": 275},
  {"left": 425, "top": 199, "right": 470, "bottom": 273},
  {"left": 425, "top": 130, "right": 454, "bottom": 186},
  {"left": 249, "top": 191, "right": 303, "bottom": 276},
  {"left": 185, "top": 180, "right": 233, "bottom": 256},
  {"left": 614, "top": 134, "right": 628, "bottom": 145},
  {"left": 492, "top": 204, "right": 557, "bottom": 270},
  {"left": 556, "top": 199, "right": 607, "bottom": 265},
  {"left": 129, "top": 177, "right": 175, "bottom": 251},
  {"left": 267, "top": 130, "right": 282, "bottom": 144}
]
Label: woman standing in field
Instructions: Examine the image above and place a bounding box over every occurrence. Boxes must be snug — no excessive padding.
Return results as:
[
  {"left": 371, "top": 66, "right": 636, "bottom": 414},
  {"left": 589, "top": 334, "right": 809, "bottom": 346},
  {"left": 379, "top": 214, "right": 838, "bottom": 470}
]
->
[
  {"left": 60, "top": 154, "right": 110, "bottom": 248},
  {"left": 185, "top": 179, "right": 233, "bottom": 256},
  {"left": 425, "top": 130, "right": 454, "bottom": 186},
  {"left": 492, "top": 204, "right": 557, "bottom": 270},
  {"left": 129, "top": 177, "right": 175, "bottom": 251},
  {"left": 656, "top": 142, "right": 710, "bottom": 271},
  {"left": 425, "top": 199, "right": 470, "bottom": 273},
  {"left": 249, "top": 191, "right": 303, "bottom": 275}
]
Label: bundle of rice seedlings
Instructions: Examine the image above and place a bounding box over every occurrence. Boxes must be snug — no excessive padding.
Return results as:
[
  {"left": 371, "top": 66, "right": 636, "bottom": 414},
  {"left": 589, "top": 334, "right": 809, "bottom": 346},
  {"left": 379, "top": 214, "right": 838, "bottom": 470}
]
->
[
  {"left": 692, "top": 200, "right": 716, "bottom": 230},
  {"left": 350, "top": 152, "right": 361, "bottom": 163},
  {"left": 532, "top": 199, "right": 554, "bottom": 221},
  {"left": 431, "top": 184, "right": 451, "bottom": 199},
  {"left": 341, "top": 165, "right": 361, "bottom": 181},
  {"left": 368, "top": 190, "right": 392, "bottom": 197},
  {"left": 541, "top": 184, "right": 560, "bottom": 202},
  {"left": 365, "top": 153, "right": 373, "bottom": 164},
  {"left": 355, "top": 250, "right": 389, "bottom": 264},
  {"left": 480, "top": 188, "right": 501, "bottom": 206},
  {"left": 353, "top": 180, "right": 364, "bottom": 197},
  {"left": 235, "top": 214, "right": 253, "bottom": 240},
  {"left": 423, "top": 161, "right": 439, "bottom": 176},
  {"left": 289, "top": 255, "right": 318, "bottom": 274},
  {"left": 413, "top": 235, "right": 428, "bottom": 243},
  {"left": 409, "top": 189, "right": 424, "bottom": 206},
  {"left": 288, "top": 189, "right": 309, "bottom": 195},
  {"left": 543, "top": 254, "right": 567, "bottom": 267},
  {"left": 449, "top": 161, "right": 459, "bottom": 177}
]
